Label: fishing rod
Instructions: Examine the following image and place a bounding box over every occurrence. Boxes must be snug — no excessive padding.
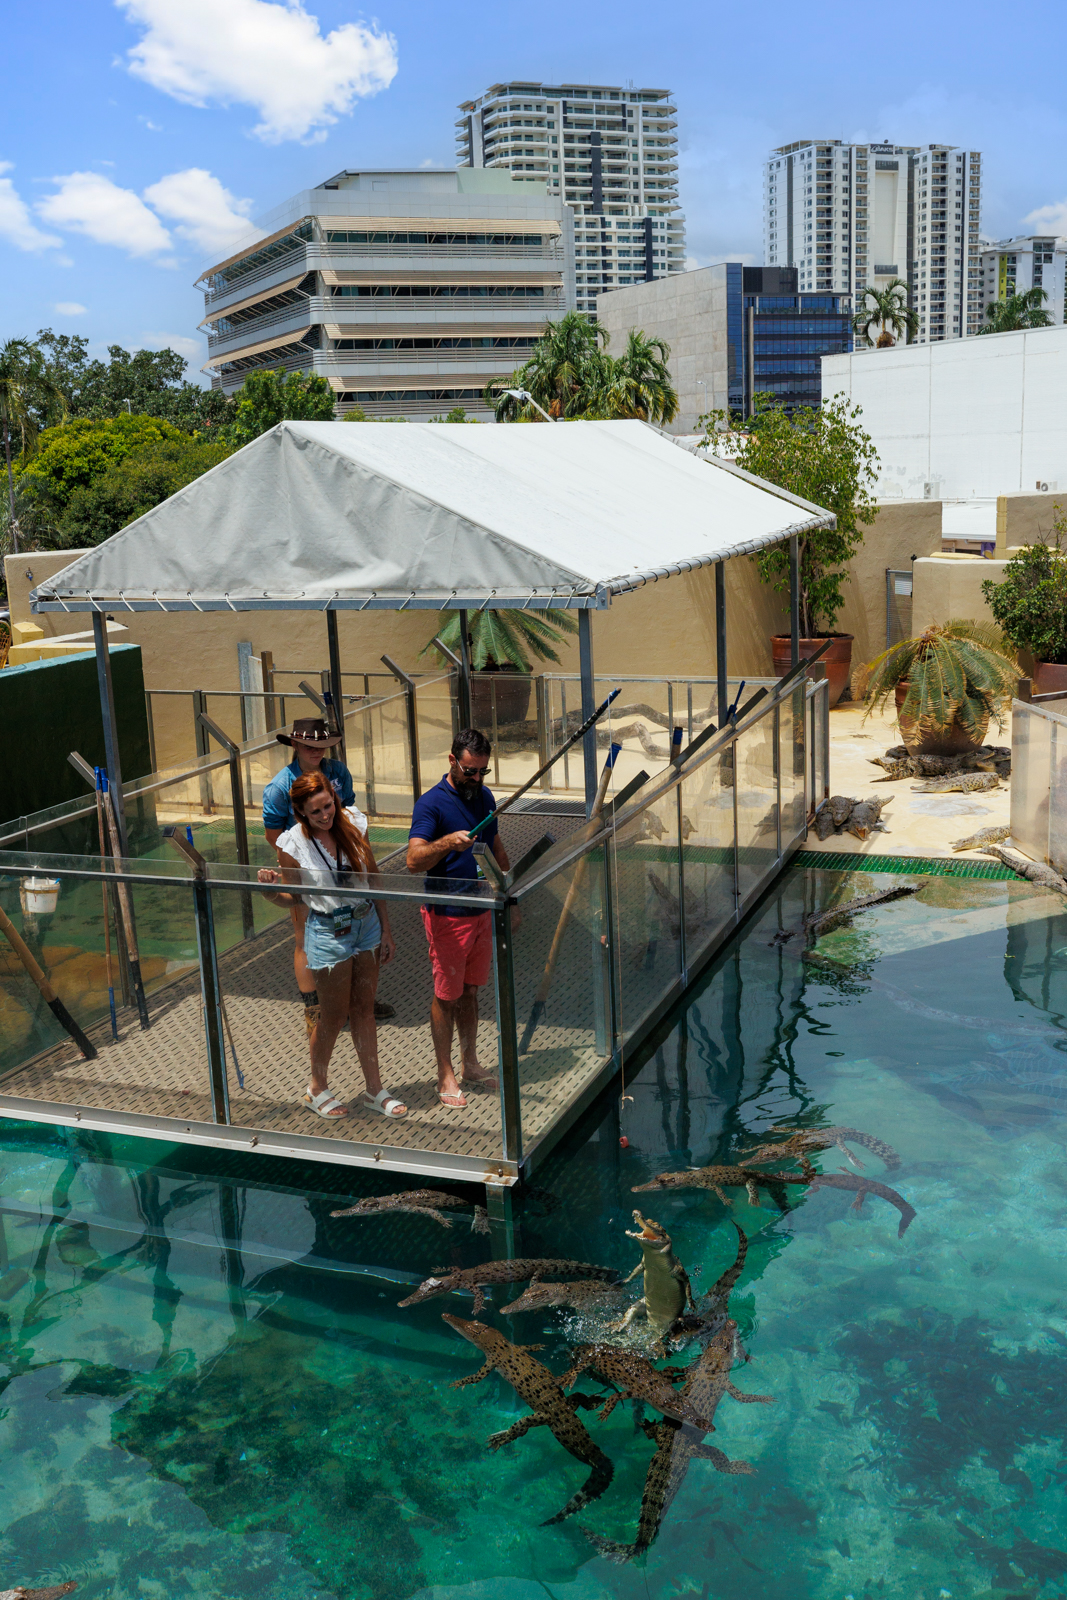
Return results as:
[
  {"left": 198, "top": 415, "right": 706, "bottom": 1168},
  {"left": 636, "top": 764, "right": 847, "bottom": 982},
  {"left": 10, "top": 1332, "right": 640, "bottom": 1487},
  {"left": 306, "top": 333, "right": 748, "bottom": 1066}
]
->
[{"left": 466, "top": 686, "right": 621, "bottom": 840}]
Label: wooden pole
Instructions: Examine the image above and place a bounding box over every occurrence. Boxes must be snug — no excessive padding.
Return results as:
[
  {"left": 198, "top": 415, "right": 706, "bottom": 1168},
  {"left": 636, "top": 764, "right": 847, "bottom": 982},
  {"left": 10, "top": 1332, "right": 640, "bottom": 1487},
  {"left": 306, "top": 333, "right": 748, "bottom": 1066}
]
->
[
  {"left": 94, "top": 770, "right": 118, "bottom": 1040},
  {"left": 0, "top": 900, "right": 97, "bottom": 1060},
  {"left": 100, "top": 783, "right": 150, "bottom": 1030},
  {"left": 519, "top": 745, "right": 619, "bottom": 1054}
]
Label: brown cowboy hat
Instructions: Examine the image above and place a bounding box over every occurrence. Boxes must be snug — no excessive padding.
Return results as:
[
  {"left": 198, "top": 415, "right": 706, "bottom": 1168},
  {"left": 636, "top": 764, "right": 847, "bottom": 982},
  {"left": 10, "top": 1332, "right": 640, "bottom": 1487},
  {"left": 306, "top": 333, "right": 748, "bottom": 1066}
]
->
[{"left": 277, "top": 717, "right": 341, "bottom": 750}]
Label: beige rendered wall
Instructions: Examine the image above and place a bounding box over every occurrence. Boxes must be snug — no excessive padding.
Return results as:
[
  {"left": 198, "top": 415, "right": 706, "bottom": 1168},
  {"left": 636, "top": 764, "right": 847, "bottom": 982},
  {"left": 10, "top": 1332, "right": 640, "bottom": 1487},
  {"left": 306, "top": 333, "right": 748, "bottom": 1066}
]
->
[
  {"left": 911, "top": 555, "right": 1007, "bottom": 636},
  {"left": 838, "top": 499, "right": 942, "bottom": 675},
  {"left": 995, "top": 490, "right": 1066, "bottom": 553}
]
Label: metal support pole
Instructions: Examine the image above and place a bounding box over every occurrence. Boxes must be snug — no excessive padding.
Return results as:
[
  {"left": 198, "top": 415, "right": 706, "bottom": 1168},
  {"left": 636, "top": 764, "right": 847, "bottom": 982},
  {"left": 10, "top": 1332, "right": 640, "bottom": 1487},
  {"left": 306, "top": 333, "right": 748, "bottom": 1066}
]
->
[
  {"left": 746, "top": 304, "right": 755, "bottom": 419},
  {"left": 326, "top": 609, "right": 347, "bottom": 764},
  {"left": 381, "top": 655, "right": 422, "bottom": 802},
  {"left": 536, "top": 676, "right": 551, "bottom": 789},
  {"left": 715, "top": 561, "right": 728, "bottom": 727},
  {"left": 196, "top": 713, "right": 254, "bottom": 940},
  {"left": 193, "top": 689, "right": 213, "bottom": 814},
  {"left": 492, "top": 902, "right": 523, "bottom": 1167},
  {"left": 789, "top": 533, "right": 800, "bottom": 669},
  {"left": 485, "top": 1182, "right": 519, "bottom": 1260},
  {"left": 457, "top": 609, "right": 473, "bottom": 731},
  {"left": 93, "top": 611, "right": 128, "bottom": 854},
  {"left": 578, "top": 610, "right": 597, "bottom": 816},
  {"left": 192, "top": 875, "right": 231, "bottom": 1123},
  {"left": 362, "top": 671, "right": 377, "bottom": 817},
  {"left": 144, "top": 692, "right": 157, "bottom": 773},
  {"left": 260, "top": 649, "right": 277, "bottom": 731}
]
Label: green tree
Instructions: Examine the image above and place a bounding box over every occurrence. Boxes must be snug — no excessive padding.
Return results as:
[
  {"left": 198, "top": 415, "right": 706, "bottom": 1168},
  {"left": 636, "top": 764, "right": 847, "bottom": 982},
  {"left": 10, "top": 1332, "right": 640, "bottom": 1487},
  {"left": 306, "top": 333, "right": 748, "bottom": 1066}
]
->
[
  {"left": 981, "top": 517, "right": 1067, "bottom": 660},
  {"left": 853, "top": 279, "right": 919, "bottom": 348},
  {"left": 228, "top": 368, "right": 336, "bottom": 448},
  {"left": 34, "top": 329, "right": 233, "bottom": 433},
  {"left": 62, "top": 433, "right": 232, "bottom": 547},
  {"left": 0, "top": 337, "right": 68, "bottom": 551},
  {"left": 702, "top": 393, "right": 880, "bottom": 636},
  {"left": 423, "top": 607, "right": 578, "bottom": 671},
  {"left": 977, "top": 287, "right": 1054, "bottom": 334},
  {"left": 486, "top": 311, "right": 612, "bottom": 420},
  {"left": 599, "top": 329, "right": 678, "bottom": 425}
]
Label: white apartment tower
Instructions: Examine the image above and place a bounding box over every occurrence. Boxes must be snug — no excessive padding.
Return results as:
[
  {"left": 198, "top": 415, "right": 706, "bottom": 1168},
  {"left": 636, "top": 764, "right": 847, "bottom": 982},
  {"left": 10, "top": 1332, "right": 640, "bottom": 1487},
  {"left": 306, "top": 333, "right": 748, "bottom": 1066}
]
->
[
  {"left": 764, "top": 141, "right": 982, "bottom": 342},
  {"left": 977, "top": 236, "right": 1067, "bottom": 325},
  {"left": 457, "top": 82, "right": 686, "bottom": 316}
]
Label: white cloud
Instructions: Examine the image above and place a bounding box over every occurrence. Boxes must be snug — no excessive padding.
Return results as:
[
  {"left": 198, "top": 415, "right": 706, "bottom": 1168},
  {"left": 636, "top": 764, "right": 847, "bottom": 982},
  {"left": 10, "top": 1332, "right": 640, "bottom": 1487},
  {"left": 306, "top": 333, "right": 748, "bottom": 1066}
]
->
[
  {"left": 37, "top": 171, "right": 172, "bottom": 256},
  {"left": 139, "top": 331, "right": 203, "bottom": 360},
  {"left": 143, "top": 168, "right": 253, "bottom": 256},
  {"left": 1023, "top": 199, "right": 1067, "bottom": 237},
  {"left": 0, "top": 161, "right": 62, "bottom": 252},
  {"left": 137, "top": 116, "right": 163, "bottom": 131},
  {"left": 116, "top": 0, "right": 398, "bottom": 144},
  {"left": 54, "top": 301, "right": 87, "bottom": 315}
]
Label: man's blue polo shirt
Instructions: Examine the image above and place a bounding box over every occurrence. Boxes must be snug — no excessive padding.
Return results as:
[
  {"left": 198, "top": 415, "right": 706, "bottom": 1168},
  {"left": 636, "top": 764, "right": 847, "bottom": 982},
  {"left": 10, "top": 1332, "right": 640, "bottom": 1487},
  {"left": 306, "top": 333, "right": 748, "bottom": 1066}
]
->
[
  {"left": 262, "top": 756, "right": 355, "bottom": 832},
  {"left": 409, "top": 773, "right": 498, "bottom": 916}
]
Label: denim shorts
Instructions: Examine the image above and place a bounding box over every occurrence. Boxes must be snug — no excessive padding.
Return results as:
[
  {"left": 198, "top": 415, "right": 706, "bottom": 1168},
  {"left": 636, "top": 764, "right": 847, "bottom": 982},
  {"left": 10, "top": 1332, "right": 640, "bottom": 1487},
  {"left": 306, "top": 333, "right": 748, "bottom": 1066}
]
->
[{"left": 303, "top": 907, "right": 382, "bottom": 972}]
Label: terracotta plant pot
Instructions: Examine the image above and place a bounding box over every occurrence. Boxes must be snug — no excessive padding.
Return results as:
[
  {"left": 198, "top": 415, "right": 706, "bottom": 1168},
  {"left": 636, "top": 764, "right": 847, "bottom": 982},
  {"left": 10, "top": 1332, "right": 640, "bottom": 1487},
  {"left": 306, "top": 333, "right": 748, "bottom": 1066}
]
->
[
  {"left": 894, "top": 681, "right": 989, "bottom": 755},
  {"left": 471, "top": 668, "right": 532, "bottom": 730},
  {"left": 771, "top": 634, "right": 853, "bottom": 708},
  {"left": 1034, "top": 660, "right": 1067, "bottom": 697}
]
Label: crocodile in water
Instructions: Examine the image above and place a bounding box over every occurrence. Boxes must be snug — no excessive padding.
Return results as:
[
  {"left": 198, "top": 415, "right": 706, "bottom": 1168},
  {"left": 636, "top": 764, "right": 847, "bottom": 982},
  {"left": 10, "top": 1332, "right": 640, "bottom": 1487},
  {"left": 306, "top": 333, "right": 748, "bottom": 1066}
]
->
[
  {"left": 331, "top": 1189, "right": 489, "bottom": 1233},
  {"left": 741, "top": 1125, "right": 902, "bottom": 1172},
  {"left": 668, "top": 1221, "right": 747, "bottom": 1348},
  {"left": 442, "top": 1313, "right": 613, "bottom": 1525},
  {"left": 398, "top": 1258, "right": 618, "bottom": 1316},
  {"left": 1, "top": 1587, "right": 78, "bottom": 1600},
  {"left": 499, "top": 1279, "right": 629, "bottom": 1317},
  {"left": 561, "top": 1343, "right": 706, "bottom": 1427},
  {"left": 800, "top": 1166, "right": 916, "bottom": 1238},
  {"left": 982, "top": 844, "right": 1067, "bottom": 894},
  {"left": 632, "top": 1164, "right": 808, "bottom": 1210},
  {"left": 582, "top": 1320, "right": 769, "bottom": 1562},
  {"left": 612, "top": 1212, "right": 695, "bottom": 1342}
]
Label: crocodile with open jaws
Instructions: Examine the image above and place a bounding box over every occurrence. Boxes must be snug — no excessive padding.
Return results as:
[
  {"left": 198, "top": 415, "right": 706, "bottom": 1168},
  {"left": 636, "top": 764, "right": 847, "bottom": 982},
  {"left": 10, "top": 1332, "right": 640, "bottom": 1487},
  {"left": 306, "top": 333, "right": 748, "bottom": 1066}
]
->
[
  {"left": 582, "top": 1319, "right": 771, "bottom": 1562},
  {"left": 442, "top": 1313, "right": 613, "bottom": 1525},
  {"left": 632, "top": 1164, "right": 808, "bottom": 1210},
  {"left": 561, "top": 1343, "right": 708, "bottom": 1428},
  {"left": 499, "top": 1279, "right": 630, "bottom": 1317},
  {"left": 740, "top": 1125, "right": 902, "bottom": 1173},
  {"left": 612, "top": 1213, "right": 695, "bottom": 1343},
  {"left": 398, "top": 1259, "right": 618, "bottom": 1316},
  {"left": 331, "top": 1189, "right": 489, "bottom": 1233}
]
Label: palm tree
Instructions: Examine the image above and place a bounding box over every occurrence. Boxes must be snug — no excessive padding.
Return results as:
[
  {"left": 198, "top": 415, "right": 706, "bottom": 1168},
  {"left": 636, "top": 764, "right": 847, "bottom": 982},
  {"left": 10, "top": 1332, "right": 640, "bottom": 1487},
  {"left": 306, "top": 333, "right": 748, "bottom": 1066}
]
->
[
  {"left": 977, "top": 286, "right": 1054, "bottom": 335},
  {"left": 853, "top": 279, "right": 919, "bottom": 348},
  {"left": 0, "top": 338, "right": 67, "bottom": 553},
  {"left": 600, "top": 329, "right": 679, "bottom": 425},
  {"left": 486, "top": 311, "right": 612, "bottom": 421}
]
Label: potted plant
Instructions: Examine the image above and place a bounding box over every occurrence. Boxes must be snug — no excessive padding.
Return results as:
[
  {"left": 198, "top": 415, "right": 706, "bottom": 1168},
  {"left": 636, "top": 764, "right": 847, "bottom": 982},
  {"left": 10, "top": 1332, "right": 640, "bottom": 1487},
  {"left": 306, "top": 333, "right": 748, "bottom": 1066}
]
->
[
  {"left": 855, "top": 620, "right": 1018, "bottom": 755},
  {"left": 982, "top": 521, "right": 1067, "bottom": 694},
  {"left": 701, "top": 393, "right": 879, "bottom": 705},
  {"left": 422, "top": 608, "right": 579, "bottom": 726}
]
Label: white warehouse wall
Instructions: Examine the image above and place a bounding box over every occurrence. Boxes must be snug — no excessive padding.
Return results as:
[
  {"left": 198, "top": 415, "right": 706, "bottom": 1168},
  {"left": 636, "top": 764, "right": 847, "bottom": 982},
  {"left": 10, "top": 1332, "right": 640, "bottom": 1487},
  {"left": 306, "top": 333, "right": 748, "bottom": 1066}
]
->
[{"left": 823, "top": 326, "right": 1067, "bottom": 499}]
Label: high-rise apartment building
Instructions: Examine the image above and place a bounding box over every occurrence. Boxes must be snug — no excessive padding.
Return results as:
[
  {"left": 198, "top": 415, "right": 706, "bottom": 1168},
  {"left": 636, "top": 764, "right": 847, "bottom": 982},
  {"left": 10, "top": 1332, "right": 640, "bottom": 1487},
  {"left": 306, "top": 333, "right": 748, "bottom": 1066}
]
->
[
  {"left": 764, "top": 140, "right": 982, "bottom": 343},
  {"left": 977, "top": 235, "right": 1067, "bottom": 326},
  {"left": 456, "top": 81, "right": 685, "bottom": 316},
  {"left": 198, "top": 167, "right": 571, "bottom": 419}
]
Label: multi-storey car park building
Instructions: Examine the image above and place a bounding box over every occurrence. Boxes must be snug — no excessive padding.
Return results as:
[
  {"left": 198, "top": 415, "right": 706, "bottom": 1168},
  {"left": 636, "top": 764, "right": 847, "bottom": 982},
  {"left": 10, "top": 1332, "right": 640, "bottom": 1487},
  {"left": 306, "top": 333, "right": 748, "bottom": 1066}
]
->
[
  {"left": 456, "top": 82, "right": 685, "bottom": 317},
  {"left": 977, "top": 235, "right": 1067, "bottom": 325},
  {"left": 198, "top": 167, "right": 573, "bottom": 419},
  {"left": 764, "top": 140, "right": 981, "bottom": 343}
]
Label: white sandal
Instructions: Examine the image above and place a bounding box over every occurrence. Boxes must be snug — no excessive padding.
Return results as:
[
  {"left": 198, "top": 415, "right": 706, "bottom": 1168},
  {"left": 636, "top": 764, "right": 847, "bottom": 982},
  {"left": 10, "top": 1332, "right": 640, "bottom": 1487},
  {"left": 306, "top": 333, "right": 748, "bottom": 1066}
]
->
[
  {"left": 361, "top": 1088, "right": 407, "bottom": 1118},
  {"left": 304, "top": 1087, "right": 348, "bottom": 1118}
]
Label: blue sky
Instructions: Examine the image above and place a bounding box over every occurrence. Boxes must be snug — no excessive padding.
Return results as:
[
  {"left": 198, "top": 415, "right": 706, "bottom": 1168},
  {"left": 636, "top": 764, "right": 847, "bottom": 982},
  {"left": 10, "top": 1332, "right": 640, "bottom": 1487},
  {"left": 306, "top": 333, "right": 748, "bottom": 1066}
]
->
[{"left": 3, "top": 0, "right": 1066, "bottom": 386}]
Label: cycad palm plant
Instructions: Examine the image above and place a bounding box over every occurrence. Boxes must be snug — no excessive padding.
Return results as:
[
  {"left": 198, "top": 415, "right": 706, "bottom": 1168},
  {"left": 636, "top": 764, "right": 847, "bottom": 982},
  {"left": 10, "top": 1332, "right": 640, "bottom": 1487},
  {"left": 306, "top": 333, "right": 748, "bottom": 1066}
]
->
[
  {"left": 423, "top": 607, "right": 579, "bottom": 672},
  {"left": 853, "top": 280, "right": 919, "bottom": 348},
  {"left": 977, "top": 287, "right": 1053, "bottom": 334},
  {"left": 857, "top": 619, "right": 1018, "bottom": 750}
]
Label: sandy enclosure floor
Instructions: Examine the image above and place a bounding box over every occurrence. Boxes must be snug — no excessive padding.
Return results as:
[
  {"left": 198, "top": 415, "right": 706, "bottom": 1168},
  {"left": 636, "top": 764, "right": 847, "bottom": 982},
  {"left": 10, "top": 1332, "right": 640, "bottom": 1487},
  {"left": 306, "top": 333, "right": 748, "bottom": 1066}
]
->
[{"left": 803, "top": 701, "right": 1013, "bottom": 861}]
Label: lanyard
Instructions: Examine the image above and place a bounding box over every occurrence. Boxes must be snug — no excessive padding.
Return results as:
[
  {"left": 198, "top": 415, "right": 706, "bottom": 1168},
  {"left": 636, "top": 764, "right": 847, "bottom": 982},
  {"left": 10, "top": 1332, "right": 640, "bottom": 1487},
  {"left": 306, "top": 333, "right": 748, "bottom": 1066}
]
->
[{"left": 309, "top": 833, "right": 349, "bottom": 885}]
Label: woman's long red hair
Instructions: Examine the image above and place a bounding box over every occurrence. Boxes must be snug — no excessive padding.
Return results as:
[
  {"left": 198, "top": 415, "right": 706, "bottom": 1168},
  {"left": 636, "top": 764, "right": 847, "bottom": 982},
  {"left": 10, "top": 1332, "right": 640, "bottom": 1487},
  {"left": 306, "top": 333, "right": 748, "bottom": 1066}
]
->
[{"left": 290, "top": 771, "right": 373, "bottom": 873}]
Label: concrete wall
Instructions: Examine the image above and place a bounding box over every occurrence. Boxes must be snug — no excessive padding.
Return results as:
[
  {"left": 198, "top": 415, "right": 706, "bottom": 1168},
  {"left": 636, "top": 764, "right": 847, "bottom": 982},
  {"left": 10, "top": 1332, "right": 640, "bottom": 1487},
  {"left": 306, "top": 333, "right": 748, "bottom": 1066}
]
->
[
  {"left": 911, "top": 554, "right": 1006, "bottom": 637},
  {"left": 597, "top": 267, "right": 729, "bottom": 434},
  {"left": 823, "top": 326, "right": 1067, "bottom": 500},
  {"left": 995, "top": 489, "right": 1066, "bottom": 552}
]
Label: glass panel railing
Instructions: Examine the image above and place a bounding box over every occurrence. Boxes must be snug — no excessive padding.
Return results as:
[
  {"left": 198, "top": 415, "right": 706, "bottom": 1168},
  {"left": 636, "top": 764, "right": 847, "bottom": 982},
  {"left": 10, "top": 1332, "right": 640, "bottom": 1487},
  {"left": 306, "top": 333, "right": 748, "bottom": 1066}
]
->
[
  {"left": 1010, "top": 701, "right": 1052, "bottom": 867},
  {"left": 609, "top": 786, "right": 683, "bottom": 1044},
  {"left": 734, "top": 714, "right": 780, "bottom": 902},
  {"left": 780, "top": 682, "right": 807, "bottom": 848},
  {"left": 680, "top": 750, "right": 737, "bottom": 968}
]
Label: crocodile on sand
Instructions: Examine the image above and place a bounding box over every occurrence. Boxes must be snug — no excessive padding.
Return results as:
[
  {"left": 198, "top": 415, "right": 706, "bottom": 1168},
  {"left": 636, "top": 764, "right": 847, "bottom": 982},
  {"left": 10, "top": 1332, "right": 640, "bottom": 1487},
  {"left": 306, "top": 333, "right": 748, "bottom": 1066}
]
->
[
  {"left": 911, "top": 772, "right": 1000, "bottom": 793},
  {"left": 331, "top": 1189, "right": 489, "bottom": 1233},
  {"left": 442, "top": 1313, "right": 613, "bottom": 1525},
  {"left": 951, "top": 824, "right": 1011, "bottom": 853},
  {"left": 398, "top": 1258, "right": 618, "bottom": 1316},
  {"left": 582, "top": 1320, "right": 769, "bottom": 1563}
]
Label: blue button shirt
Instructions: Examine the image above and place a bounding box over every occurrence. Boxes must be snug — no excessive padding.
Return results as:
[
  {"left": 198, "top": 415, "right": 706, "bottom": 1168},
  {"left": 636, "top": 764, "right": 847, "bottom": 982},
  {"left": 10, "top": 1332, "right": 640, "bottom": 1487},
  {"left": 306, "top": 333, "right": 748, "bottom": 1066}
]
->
[
  {"left": 409, "top": 773, "right": 498, "bottom": 916},
  {"left": 262, "top": 756, "right": 355, "bottom": 832}
]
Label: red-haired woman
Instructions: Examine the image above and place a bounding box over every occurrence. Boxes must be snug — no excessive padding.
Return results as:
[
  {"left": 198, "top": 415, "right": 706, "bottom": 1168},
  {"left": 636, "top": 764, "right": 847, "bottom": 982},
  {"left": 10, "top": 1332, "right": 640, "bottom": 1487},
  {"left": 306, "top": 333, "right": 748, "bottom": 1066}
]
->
[{"left": 257, "top": 770, "right": 405, "bottom": 1120}]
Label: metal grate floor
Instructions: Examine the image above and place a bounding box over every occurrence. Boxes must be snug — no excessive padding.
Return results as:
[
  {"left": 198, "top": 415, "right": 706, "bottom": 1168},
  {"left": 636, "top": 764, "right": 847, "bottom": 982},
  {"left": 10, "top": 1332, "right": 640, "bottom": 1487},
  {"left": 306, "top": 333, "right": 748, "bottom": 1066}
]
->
[{"left": 791, "top": 850, "right": 1018, "bottom": 880}]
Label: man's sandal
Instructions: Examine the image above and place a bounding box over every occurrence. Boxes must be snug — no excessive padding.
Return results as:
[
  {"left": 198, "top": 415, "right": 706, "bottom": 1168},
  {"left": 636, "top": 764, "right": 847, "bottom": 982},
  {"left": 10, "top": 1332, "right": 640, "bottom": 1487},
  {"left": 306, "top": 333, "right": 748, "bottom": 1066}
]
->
[
  {"left": 361, "top": 1088, "right": 407, "bottom": 1118},
  {"left": 305, "top": 1087, "right": 347, "bottom": 1118},
  {"left": 438, "top": 1089, "right": 467, "bottom": 1108}
]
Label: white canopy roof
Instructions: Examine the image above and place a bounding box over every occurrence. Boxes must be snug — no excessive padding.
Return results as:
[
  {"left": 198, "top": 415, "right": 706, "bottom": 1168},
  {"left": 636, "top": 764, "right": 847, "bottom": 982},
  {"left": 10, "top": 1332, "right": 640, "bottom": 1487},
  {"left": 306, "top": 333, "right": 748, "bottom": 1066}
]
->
[{"left": 33, "top": 420, "right": 833, "bottom": 614}]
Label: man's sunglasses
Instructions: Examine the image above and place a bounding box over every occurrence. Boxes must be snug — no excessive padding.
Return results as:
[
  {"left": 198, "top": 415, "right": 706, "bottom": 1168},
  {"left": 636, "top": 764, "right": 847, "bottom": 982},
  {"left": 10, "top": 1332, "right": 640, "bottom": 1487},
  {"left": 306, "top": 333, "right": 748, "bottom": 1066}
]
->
[{"left": 457, "top": 763, "right": 489, "bottom": 779}]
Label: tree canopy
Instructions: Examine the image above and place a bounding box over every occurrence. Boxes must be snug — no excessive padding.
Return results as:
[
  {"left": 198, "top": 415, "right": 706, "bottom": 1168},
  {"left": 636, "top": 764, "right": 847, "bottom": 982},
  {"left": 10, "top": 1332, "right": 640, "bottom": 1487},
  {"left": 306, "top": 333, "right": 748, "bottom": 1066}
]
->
[
  {"left": 34, "top": 330, "right": 233, "bottom": 434},
  {"left": 486, "top": 312, "right": 678, "bottom": 425},
  {"left": 977, "top": 287, "right": 1054, "bottom": 335},
  {"left": 228, "top": 368, "right": 336, "bottom": 448},
  {"left": 853, "top": 280, "right": 918, "bottom": 349}
]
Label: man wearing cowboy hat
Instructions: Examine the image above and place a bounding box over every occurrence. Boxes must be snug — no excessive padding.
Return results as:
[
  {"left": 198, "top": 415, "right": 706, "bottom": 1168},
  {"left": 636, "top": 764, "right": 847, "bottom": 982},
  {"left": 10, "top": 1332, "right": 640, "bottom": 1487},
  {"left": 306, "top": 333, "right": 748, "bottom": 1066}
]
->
[{"left": 263, "top": 717, "right": 394, "bottom": 1023}]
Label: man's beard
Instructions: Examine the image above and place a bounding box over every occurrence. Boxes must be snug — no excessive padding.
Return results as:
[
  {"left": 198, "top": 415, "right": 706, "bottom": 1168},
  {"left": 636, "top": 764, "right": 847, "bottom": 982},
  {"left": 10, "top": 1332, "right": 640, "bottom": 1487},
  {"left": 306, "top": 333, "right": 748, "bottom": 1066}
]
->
[{"left": 456, "top": 778, "right": 481, "bottom": 803}]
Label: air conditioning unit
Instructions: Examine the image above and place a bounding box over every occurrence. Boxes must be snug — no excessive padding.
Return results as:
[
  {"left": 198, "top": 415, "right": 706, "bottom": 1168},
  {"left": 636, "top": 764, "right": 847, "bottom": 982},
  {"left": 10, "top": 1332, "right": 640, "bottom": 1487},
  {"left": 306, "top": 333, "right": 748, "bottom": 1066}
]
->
[
  {"left": 1036, "top": 480, "right": 1058, "bottom": 492},
  {"left": 923, "top": 480, "right": 942, "bottom": 500}
]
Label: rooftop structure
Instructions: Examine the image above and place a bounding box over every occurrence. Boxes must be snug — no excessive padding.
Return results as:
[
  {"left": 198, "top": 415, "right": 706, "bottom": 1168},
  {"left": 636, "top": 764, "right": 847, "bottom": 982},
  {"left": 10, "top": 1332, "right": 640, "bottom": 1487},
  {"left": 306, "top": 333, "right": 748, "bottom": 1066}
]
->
[
  {"left": 456, "top": 81, "right": 685, "bottom": 317},
  {"left": 197, "top": 168, "right": 573, "bottom": 420},
  {"left": 765, "top": 140, "right": 982, "bottom": 342}
]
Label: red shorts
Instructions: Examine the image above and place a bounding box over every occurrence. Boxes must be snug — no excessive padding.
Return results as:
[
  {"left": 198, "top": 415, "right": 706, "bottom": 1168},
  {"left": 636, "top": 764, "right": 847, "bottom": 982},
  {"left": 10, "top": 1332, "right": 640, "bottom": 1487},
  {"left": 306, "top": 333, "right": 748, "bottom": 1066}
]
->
[{"left": 421, "top": 908, "right": 493, "bottom": 1001}]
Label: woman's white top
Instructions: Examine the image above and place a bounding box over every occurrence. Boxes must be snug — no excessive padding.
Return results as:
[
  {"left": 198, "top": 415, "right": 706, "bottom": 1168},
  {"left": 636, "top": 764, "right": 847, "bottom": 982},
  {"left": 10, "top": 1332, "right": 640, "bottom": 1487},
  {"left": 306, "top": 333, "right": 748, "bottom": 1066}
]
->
[{"left": 276, "top": 805, "right": 372, "bottom": 914}]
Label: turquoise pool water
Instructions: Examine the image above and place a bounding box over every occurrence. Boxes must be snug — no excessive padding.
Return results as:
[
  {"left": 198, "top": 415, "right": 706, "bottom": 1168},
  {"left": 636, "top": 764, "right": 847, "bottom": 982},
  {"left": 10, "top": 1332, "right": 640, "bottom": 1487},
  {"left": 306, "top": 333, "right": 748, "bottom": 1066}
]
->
[{"left": 2, "top": 864, "right": 1067, "bottom": 1599}]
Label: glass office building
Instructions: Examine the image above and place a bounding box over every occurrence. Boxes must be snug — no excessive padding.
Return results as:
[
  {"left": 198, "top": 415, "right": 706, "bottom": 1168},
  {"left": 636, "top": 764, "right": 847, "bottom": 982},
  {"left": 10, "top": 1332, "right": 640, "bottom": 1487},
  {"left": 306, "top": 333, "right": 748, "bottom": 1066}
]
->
[{"left": 736, "top": 267, "right": 853, "bottom": 415}]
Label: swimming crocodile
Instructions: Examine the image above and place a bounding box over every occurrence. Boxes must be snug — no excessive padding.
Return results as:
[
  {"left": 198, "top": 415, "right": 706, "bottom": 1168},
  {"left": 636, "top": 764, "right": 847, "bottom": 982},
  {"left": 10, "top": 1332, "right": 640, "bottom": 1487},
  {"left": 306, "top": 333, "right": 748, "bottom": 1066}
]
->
[
  {"left": 799, "top": 1166, "right": 917, "bottom": 1238},
  {"left": 1, "top": 1586, "right": 77, "bottom": 1600},
  {"left": 398, "top": 1258, "right": 618, "bottom": 1316},
  {"left": 499, "top": 1279, "right": 630, "bottom": 1317},
  {"left": 561, "top": 1343, "right": 706, "bottom": 1427},
  {"left": 803, "top": 882, "right": 920, "bottom": 941},
  {"left": 612, "top": 1213, "right": 695, "bottom": 1342},
  {"left": 667, "top": 1222, "right": 747, "bottom": 1349},
  {"left": 442, "top": 1313, "right": 613, "bottom": 1525},
  {"left": 632, "top": 1164, "right": 807, "bottom": 1210},
  {"left": 741, "top": 1125, "right": 902, "bottom": 1172},
  {"left": 582, "top": 1320, "right": 768, "bottom": 1562},
  {"left": 331, "top": 1189, "right": 489, "bottom": 1234}
]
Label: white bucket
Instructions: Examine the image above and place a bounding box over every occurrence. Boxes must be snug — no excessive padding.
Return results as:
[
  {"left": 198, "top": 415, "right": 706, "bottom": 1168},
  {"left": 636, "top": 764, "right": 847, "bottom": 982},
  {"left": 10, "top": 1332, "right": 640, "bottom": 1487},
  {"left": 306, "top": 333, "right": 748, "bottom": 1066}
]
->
[{"left": 20, "top": 877, "right": 60, "bottom": 917}]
